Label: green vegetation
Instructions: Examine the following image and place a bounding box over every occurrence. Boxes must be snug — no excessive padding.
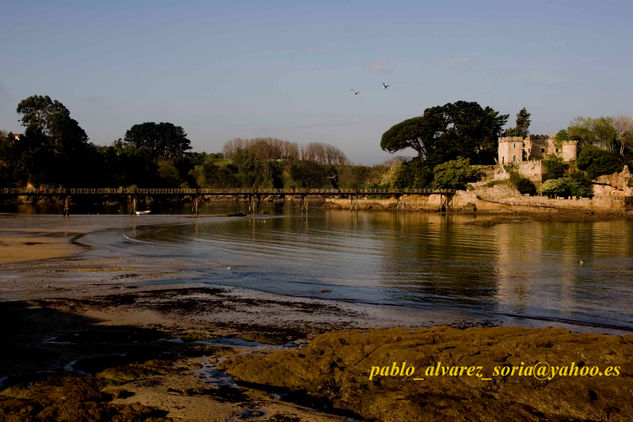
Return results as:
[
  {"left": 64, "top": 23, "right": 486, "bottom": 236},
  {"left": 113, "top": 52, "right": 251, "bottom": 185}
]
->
[
  {"left": 542, "top": 156, "right": 565, "bottom": 181},
  {"left": 553, "top": 129, "right": 568, "bottom": 149},
  {"left": 509, "top": 172, "right": 536, "bottom": 195},
  {"left": 539, "top": 172, "right": 594, "bottom": 198},
  {"left": 3, "top": 95, "right": 631, "bottom": 195},
  {"left": 380, "top": 101, "right": 508, "bottom": 165},
  {"left": 432, "top": 158, "right": 482, "bottom": 190},
  {"left": 503, "top": 107, "right": 531, "bottom": 137},
  {"left": 577, "top": 146, "right": 623, "bottom": 179}
]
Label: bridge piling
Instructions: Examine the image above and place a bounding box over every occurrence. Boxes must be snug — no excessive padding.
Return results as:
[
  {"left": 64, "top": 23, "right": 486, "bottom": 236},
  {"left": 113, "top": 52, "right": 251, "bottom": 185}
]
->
[
  {"left": 350, "top": 194, "right": 359, "bottom": 211},
  {"left": 300, "top": 194, "right": 308, "bottom": 216},
  {"left": 62, "top": 193, "right": 70, "bottom": 217},
  {"left": 192, "top": 192, "right": 200, "bottom": 216}
]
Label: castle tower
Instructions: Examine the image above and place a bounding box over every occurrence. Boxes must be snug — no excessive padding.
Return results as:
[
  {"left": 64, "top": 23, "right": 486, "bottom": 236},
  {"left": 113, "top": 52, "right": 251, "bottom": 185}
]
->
[
  {"left": 498, "top": 137, "right": 524, "bottom": 165},
  {"left": 562, "top": 140, "right": 578, "bottom": 161}
]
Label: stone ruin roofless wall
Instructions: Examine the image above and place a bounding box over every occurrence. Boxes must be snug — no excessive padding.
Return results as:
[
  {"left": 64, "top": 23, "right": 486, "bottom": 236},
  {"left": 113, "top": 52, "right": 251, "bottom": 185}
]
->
[{"left": 497, "top": 135, "right": 579, "bottom": 182}]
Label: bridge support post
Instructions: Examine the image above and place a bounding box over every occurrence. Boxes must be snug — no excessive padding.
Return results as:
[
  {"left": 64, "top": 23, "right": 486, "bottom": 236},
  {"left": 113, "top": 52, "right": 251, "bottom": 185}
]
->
[
  {"left": 396, "top": 194, "right": 404, "bottom": 211},
  {"left": 248, "top": 194, "right": 259, "bottom": 216},
  {"left": 300, "top": 194, "right": 308, "bottom": 216},
  {"left": 439, "top": 192, "right": 454, "bottom": 213},
  {"left": 192, "top": 191, "right": 200, "bottom": 216},
  {"left": 63, "top": 193, "right": 70, "bottom": 217},
  {"left": 350, "top": 194, "right": 359, "bottom": 211}
]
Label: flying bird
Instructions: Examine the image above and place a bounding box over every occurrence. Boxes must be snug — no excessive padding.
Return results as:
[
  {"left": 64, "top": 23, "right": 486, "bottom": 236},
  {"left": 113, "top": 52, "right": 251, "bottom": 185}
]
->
[
  {"left": 382, "top": 82, "right": 390, "bottom": 89},
  {"left": 350, "top": 89, "right": 359, "bottom": 95}
]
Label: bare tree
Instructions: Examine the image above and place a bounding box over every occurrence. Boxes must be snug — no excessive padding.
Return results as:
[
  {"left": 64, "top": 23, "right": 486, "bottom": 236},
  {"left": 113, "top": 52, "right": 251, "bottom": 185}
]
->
[
  {"left": 301, "top": 142, "right": 348, "bottom": 165},
  {"left": 612, "top": 115, "right": 633, "bottom": 155},
  {"left": 222, "top": 137, "right": 300, "bottom": 161}
]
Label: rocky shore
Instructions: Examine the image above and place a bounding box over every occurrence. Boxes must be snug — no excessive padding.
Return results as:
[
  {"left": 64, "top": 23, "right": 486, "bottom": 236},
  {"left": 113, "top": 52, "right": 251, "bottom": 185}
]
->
[{"left": 1, "top": 215, "right": 632, "bottom": 421}]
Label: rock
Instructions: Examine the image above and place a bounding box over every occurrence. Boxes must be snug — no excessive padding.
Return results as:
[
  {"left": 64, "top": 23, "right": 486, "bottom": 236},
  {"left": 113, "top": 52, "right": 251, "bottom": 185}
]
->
[{"left": 222, "top": 326, "right": 633, "bottom": 421}]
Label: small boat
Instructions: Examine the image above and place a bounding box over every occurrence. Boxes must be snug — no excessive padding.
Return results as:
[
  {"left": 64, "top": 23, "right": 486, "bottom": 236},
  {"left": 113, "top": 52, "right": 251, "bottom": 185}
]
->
[{"left": 135, "top": 210, "right": 151, "bottom": 215}]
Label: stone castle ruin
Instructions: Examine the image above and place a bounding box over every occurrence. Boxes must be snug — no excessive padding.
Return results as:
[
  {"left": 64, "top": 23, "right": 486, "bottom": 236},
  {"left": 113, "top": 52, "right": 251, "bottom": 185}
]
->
[{"left": 497, "top": 135, "right": 578, "bottom": 182}]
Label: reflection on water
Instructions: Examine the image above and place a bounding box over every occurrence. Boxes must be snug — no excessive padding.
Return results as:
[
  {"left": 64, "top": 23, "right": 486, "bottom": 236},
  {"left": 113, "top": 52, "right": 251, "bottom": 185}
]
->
[{"left": 133, "top": 210, "right": 633, "bottom": 332}]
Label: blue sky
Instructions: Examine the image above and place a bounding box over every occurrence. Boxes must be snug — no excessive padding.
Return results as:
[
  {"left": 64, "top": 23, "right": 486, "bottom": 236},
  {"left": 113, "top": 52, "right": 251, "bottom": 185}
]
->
[{"left": 1, "top": 0, "right": 632, "bottom": 163}]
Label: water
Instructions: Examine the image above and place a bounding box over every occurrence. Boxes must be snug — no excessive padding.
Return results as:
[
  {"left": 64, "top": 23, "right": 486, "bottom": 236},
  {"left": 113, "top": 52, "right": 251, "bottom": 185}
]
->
[
  {"left": 128, "top": 209, "right": 633, "bottom": 332},
  {"left": 3, "top": 207, "right": 633, "bottom": 333}
]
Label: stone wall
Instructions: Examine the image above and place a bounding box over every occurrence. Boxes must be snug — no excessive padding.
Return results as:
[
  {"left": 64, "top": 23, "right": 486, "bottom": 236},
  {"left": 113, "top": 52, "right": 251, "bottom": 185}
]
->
[{"left": 517, "top": 161, "right": 544, "bottom": 182}]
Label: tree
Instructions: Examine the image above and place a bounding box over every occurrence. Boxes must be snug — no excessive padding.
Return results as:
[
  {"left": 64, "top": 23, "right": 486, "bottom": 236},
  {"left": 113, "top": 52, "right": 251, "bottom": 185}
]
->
[
  {"left": 223, "top": 138, "right": 300, "bottom": 161},
  {"left": 123, "top": 122, "right": 191, "bottom": 163},
  {"left": 539, "top": 178, "right": 569, "bottom": 198},
  {"left": 612, "top": 116, "right": 633, "bottom": 156},
  {"left": 542, "top": 156, "right": 565, "bottom": 181},
  {"left": 381, "top": 101, "right": 508, "bottom": 165},
  {"left": 14, "top": 95, "right": 91, "bottom": 186},
  {"left": 381, "top": 110, "right": 447, "bottom": 161},
  {"left": 577, "top": 145, "right": 622, "bottom": 179},
  {"left": 567, "top": 117, "right": 618, "bottom": 152},
  {"left": 504, "top": 107, "right": 531, "bottom": 137},
  {"left": 289, "top": 161, "right": 330, "bottom": 188},
  {"left": 553, "top": 129, "right": 568, "bottom": 149},
  {"left": 432, "top": 157, "right": 482, "bottom": 190}
]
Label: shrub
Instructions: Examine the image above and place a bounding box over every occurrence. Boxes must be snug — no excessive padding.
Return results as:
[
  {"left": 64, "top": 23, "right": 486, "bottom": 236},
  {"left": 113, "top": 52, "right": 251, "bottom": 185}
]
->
[
  {"left": 289, "top": 161, "right": 330, "bottom": 188},
  {"left": 543, "top": 155, "right": 565, "bottom": 181},
  {"left": 395, "top": 160, "right": 433, "bottom": 189},
  {"left": 567, "top": 171, "right": 593, "bottom": 198},
  {"left": 577, "top": 146, "right": 622, "bottom": 179},
  {"left": 539, "top": 178, "right": 570, "bottom": 198},
  {"left": 509, "top": 173, "right": 536, "bottom": 195},
  {"left": 432, "top": 157, "right": 483, "bottom": 190}
]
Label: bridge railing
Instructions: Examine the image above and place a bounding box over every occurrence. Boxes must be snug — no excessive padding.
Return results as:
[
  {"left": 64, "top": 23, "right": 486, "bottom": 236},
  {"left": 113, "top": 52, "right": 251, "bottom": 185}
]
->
[{"left": 0, "top": 187, "right": 456, "bottom": 195}]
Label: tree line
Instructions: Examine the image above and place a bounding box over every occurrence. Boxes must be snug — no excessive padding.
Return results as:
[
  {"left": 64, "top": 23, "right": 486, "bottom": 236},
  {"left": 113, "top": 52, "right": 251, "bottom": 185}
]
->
[
  {"left": 0, "top": 95, "right": 357, "bottom": 190},
  {"left": 2, "top": 95, "right": 632, "bottom": 192}
]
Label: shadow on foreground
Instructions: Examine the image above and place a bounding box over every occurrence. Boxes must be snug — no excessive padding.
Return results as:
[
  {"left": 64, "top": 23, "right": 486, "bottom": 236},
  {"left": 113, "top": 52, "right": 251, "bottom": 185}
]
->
[{"left": 0, "top": 301, "right": 180, "bottom": 421}]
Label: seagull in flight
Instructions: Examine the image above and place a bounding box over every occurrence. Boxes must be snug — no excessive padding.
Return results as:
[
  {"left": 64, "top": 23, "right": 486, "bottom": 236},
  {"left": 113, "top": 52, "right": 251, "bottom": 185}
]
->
[
  {"left": 350, "top": 89, "right": 359, "bottom": 95},
  {"left": 382, "top": 82, "right": 390, "bottom": 89}
]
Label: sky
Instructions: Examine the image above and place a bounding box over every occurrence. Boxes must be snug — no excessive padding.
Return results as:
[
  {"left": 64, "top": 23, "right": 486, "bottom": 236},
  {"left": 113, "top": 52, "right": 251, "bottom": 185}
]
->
[{"left": 1, "top": 0, "right": 632, "bottom": 164}]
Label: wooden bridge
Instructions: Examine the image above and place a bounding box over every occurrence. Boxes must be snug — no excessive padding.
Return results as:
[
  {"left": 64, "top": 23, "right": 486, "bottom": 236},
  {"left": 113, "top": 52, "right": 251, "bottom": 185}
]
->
[{"left": 0, "top": 187, "right": 456, "bottom": 215}]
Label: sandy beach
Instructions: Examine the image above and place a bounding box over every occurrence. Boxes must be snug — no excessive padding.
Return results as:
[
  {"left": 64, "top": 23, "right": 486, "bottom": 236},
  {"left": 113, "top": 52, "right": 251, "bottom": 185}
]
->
[{"left": 1, "top": 215, "right": 632, "bottom": 421}]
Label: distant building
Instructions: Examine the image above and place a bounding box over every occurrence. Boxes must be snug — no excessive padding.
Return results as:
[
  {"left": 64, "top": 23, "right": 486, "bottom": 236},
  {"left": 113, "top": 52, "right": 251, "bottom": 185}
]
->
[{"left": 497, "top": 135, "right": 578, "bottom": 182}]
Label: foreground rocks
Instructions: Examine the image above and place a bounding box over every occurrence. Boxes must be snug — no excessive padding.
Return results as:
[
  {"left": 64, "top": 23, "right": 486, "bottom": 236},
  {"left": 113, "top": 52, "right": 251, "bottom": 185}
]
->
[{"left": 222, "top": 326, "right": 633, "bottom": 421}]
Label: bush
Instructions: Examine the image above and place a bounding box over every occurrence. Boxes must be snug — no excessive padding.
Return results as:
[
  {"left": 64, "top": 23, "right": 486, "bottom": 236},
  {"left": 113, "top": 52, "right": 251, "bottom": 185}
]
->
[
  {"left": 543, "top": 156, "right": 565, "bottom": 181},
  {"left": 432, "top": 157, "right": 483, "bottom": 190},
  {"left": 509, "top": 173, "right": 536, "bottom": 195},
  {"left": 577, "top": 146, "right": 622, "bottom": 179},
  {"left": 567, "top": 171, "right": 593, "bottom": 198},
  {"left": 395, "top": 160, "right": 433, "bottom": 189},
  {"left": 539, "top": 178, "right": 570, "bottom": 198},
  {"left": 289, "top": 161, "right": 330, "bottom": 188}
]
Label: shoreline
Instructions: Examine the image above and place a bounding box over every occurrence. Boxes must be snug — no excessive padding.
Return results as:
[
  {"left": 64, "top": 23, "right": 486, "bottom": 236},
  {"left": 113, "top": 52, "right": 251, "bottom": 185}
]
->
[
  {"left": 1, "top": 214, "right": 633, "bottom": 420},
  {"left": 1, "top": 288, "right": 632, "bottom": 421}
]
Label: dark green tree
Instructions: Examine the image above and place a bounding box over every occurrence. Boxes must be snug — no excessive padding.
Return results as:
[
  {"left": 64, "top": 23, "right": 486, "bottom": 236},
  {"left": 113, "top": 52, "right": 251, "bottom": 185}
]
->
[
  {"left": 577, "top": 145, "right": 622, "bottom": 179},
  {"left": 123, "top": 122, "right": 191, "bottom": 163},
  {"left": 504, "top": 108, "right": 531, "bottom": 137},
  {"left": 381, "top": 101, "right": 508, "bottom": 165},
  {"left": 289, "top": 161, "right": 330, "bottom": 188},
  {"left": 542, "top": 156, "right": 565, "bottom": 181},
  {"left": 14, "top": 95, "right": 91, "bottom": 186}
]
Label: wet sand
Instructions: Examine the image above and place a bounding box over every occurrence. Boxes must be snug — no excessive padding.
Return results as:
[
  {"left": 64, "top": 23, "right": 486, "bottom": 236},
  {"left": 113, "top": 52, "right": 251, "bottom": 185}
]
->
[
  {"left": 1, "top": 215, "right": 632, "bottom": 421},
  {"left": 0, "top": 236, "right": 81, "bottom": 264}
]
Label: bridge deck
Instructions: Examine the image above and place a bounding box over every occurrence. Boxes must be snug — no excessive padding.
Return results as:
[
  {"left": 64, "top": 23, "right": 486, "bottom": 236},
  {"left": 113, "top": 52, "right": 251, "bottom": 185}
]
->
[{"left": 0, "top": 188, "right": 455, "bottom": 196}]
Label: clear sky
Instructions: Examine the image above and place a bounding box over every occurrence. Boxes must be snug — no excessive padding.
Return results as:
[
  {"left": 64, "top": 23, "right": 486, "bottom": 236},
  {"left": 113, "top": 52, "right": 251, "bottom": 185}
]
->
[{"left": 1, "top": 0, "right": 632, "bottom": 163}]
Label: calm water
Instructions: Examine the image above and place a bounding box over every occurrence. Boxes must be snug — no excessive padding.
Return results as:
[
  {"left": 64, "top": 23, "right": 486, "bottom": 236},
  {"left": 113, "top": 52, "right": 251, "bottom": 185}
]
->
[{"left": 127, "top": 209, "right": 633, "bottom": 332}]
